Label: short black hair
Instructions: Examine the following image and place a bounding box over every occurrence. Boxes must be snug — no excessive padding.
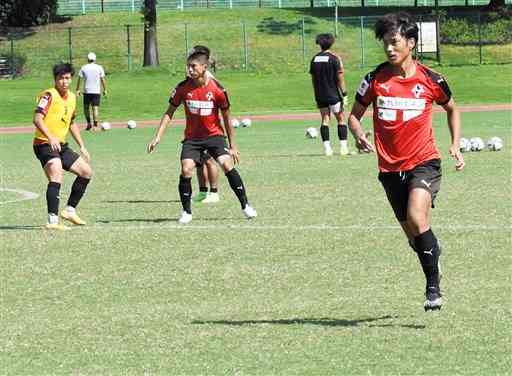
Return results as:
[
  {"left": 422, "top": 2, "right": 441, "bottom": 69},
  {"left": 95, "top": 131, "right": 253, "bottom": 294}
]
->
[
  {"left": 187, "top": 51, "right": 209, "bottom": 65},
  {"left": 375, "top": 12, "right": 418, "bottom": 46},
  {"left": 315, "top": 33, "right": 335, "bottom": 51},
  {"left": 190, "top": 45, "right": 210, "bottom": 59},
  {"left": 53, "top": 63, "right": 74, "bottom": 79}
]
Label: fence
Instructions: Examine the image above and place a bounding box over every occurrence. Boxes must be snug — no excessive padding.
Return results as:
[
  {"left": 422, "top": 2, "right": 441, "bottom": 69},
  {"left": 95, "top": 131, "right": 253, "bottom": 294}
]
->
[
  {"left": 57, "top": 0, "right": 509, "bottom": 14},
  {"left": 1, "top": 12, "right": 511, "bottom": 77}
]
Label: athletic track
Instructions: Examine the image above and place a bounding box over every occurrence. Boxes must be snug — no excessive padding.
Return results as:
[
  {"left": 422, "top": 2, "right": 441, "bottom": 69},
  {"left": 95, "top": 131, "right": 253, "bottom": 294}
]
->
[{"left": 1, "top": 103, "right": 510, "bottom": 134}]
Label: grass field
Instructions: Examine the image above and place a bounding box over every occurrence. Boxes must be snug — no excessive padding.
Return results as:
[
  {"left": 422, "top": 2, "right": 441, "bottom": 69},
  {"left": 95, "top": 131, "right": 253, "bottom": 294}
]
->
[
  {"left": 1, "top": 108, "right": 511, "bottom": 374},
  {"left": 0, "top": 64, "right": 511, "bottom": 127}
]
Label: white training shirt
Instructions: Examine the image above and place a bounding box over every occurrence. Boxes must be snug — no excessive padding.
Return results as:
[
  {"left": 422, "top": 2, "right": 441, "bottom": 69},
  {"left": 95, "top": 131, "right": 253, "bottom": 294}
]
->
[{"left": 79, "top": 63, "right": 105, "bottom": 94}]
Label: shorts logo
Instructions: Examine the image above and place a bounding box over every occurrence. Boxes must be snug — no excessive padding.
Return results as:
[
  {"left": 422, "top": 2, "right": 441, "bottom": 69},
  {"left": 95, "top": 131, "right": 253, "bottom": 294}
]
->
[
  {"left": 357, "top": 79, "right": 370, "bottom": 96},
  {"left": 421, "top": 179, "right": 431, "bottom": 188}
]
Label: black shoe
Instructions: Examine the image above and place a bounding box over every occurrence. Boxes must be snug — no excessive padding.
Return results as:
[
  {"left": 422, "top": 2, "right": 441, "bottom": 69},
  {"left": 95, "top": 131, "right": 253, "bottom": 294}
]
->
[
  {"left": 424, "top": 286, "right": 442, "bottom": 311},
  {"left": 86, "top": 124, "right": 92, "bottom": 131}
]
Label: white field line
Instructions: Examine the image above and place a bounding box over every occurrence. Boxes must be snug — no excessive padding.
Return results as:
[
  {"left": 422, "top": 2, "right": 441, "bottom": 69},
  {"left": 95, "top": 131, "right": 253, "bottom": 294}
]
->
[{"left": 0, "top": 188, "right": 39, "bottom": 205}]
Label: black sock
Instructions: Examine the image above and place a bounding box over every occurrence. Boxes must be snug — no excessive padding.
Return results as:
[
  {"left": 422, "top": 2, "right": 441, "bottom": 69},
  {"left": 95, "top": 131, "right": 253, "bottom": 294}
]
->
[
  {"left": 178, "top": 175, "right": 192, "bottom": 214},
  {"left": 225, "top": 168, "right": 248, "bottom": 209},
  {"left": 414, "top": 229, "right": 440, "bottom": 288},
  {"left": 93, "top": 121, "right": 98, "bottom": 127},
  {"left": 320, "top": 125, "right": 330, "bottom": 142},
  {"left": 337, "top": 124, "right": 348, "bottom": 141},
  {"left": 67, "top": 176, "right": 90, "bottom": 208},
  {"left": 199, "top": 186, "right": 208, "bottom": 193},
  {"left": 85, "top": 114, "right": 91, "bottom": 125},
  {"left": 46, "top": 181, "right": 61, "bottom": 215},
  {"left": 210, "top": 187, "right": 218, "bottom": 193}
]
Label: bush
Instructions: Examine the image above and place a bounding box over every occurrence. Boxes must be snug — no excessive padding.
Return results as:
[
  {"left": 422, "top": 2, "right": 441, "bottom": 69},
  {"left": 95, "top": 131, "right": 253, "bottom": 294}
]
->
[{"left": 0, "top": 0, "right": 58, "bottom": 27}]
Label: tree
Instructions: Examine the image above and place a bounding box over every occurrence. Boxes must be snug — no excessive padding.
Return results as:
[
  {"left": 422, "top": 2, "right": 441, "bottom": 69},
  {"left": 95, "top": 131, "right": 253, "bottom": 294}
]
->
[
  {"left": 0, "top": 0, "right": 58, "bottom": 27},
  {"left": 486, "top": 0, "right": 505, "bottom": 9},
  {"left": 143, "top": 0, "right": 159, "bottom": 67}
]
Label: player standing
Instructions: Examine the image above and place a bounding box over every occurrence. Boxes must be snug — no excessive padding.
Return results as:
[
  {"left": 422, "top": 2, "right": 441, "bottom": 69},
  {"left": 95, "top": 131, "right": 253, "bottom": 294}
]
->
[
  {"left": 147, "top": 49, "right": 257, "bottom": 224},
  {"left": 348, "top": 13, "right": 464, "bottom": 310},
  {"left": 33, "top": 63, "right": 93, "bottom": 230},
  {"left": 309, "top": 33, "right": 349, "bottom": 156}
]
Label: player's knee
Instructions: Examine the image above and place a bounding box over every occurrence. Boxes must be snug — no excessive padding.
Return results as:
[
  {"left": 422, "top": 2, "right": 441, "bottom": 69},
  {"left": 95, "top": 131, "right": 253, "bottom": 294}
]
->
[{"left": 406, "top": 210, "right": 429, "bottom": 235}]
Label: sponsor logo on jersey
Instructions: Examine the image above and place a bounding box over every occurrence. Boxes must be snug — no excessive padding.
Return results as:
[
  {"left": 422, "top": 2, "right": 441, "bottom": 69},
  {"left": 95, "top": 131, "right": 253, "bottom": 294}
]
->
[
  {"left": 378, "top": 109, "right": 397, "bottom": 121},
  {"left": 186, "top": 100, "right": 214, "bottom": 110},
  {"left": 314, "top": 55, "right": 330, "bottom": 63},
  {"left": 377, "top": 96, "right": 426, "bottom": 110}
]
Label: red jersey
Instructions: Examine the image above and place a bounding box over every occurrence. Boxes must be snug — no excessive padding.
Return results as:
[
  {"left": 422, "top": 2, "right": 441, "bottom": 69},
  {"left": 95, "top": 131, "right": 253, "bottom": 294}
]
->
[
  {"left": 169, "top": 78, "right": 230, "bottom": 140},
  {"left": 355, "top": 62, "right": 452, "bottom": 172}
]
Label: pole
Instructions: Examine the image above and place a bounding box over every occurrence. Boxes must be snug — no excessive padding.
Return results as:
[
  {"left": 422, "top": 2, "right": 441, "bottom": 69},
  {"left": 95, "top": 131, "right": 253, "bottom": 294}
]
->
[
  {"left": 334, "top": 0, "right": 338, "bottom": 37},
  {"left": 242, "top": 21, "right": 248, "bottom": 72},
  {"left": 81, "top": 0, "right": 86, "bottom": 14},
  {"left": 436, "top": 13, "right": 441, "bottom": 64},
  {"left": 131, "top": 0, "right": 135, "bottom": 13},
  {"left": 185, "top": 23, "right": 189, "bottom": 57},
  {"left": 360, "top": 16, "right": 365, "bottom": 67},
  {"left": 68, "top": 27, "right": 73, "bottom": 65},
  {"left": 10, "top": 35, "right": 15, "bottom": 77},
  {"left": 478, "top": 11, "right": 482, "bottom": 64},
  {"left": 127, "top": 25, "right": 132, "bottom": 71},
  {"left": 301, "top": 17, "right": 306, "bottom": 72}
]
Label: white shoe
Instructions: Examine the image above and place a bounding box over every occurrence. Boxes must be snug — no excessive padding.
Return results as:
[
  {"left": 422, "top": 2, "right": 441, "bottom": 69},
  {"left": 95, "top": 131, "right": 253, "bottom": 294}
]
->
[
  {"left": 201, "top": 192, "right": 220, "bottom": 203},
  {"left": 324, "top": 147, "right": 333, "bottom": 156},
  {"left": 178, "top": 211, "right": 192, "bottom": 225},
  {"left": 340, "top": 144, "right": 349, "bottom": 156},
  {"left": 243, "top": 205, "right": 257, "bottom": 219}
]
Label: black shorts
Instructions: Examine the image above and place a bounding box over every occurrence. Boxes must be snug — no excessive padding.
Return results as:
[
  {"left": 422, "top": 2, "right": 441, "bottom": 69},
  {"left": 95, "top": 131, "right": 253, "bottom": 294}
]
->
[
  {"left": 316, "top": 96, "right": 343, "bottom": 110},
  {"left": 378, "top": 159, "right": 442, "bottom": 222},
  {"left": 33, "top": 142, "right": 80, "bottom": 170},
  {"left": 197, "top": 150, "right": 213, "bottom": 167},
  {"left": 84, "top": 93, "right": 101, "bottom": 107},
  {"left": 181, "top": 136, "right": 229, "bottom": 165}
]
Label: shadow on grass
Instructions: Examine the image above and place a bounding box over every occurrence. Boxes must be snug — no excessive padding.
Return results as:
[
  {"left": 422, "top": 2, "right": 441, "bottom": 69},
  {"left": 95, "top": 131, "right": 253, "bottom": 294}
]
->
[
  {"left": 102, "top": 200, "right": 180, "bottom": 204},
  {"left": 97, "top": 218, "right": 176, "bottom": 224},
  {"left": 0, "top": 225, "right": 41, "bottom": 231},
  {"left": 192, "top": 315, "right": 424, "bottom": 329}
]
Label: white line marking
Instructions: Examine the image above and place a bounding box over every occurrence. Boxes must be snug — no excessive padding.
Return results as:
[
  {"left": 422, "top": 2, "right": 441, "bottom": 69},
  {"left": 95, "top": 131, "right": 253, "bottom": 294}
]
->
[{"left": 0, "top": 188, "right": 39, "bottom": 205}]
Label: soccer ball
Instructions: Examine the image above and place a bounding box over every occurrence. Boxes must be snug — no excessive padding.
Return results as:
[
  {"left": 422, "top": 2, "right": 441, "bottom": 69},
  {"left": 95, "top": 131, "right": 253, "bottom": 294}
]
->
[
  {"left": 470, "top": 137, "right": 484, "bottom": 152},
  {"left": 127, "top": 120, "right": 137, "bottom": 129},
  {"left": 231, "top": 118, "right": 240, "bottom": 128},
  {"left": 487, "top": 136, "right": 503, "bottom": 151},
  {"left": 100, "top": 121, "right": 111, "bottom": 131},
  {"left": 459, "top": 137, "right": 471, "bottom": 153},
  {"left": 241, "top": 118, "right": 252, "bottom": 128},
  {"left": 305, "top": 127, "right": 318, "bottom": 139}
]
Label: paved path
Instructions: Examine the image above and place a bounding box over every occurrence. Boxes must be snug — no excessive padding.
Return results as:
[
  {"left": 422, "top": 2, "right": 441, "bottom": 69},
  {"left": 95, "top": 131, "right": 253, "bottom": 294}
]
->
[{"left": 1, "top": 103, "right": 510, "bottom": 134}]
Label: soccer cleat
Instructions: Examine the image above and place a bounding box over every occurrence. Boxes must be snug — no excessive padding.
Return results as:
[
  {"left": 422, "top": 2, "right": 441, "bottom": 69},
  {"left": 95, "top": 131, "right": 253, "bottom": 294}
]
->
[
  {"left": 85, "top": 124, "right": 92, "bottom": 131},
  {"left": 178, "top": 211, "right": 193, "bottom": 225},
  {"left": 424, "top": 286, "right": 443, "bottom": 311},
  {"left": 60, "top": 210, "right": 86, "bottom": 225},
  {"left": 340, "top": 144, "right": 349, "bottom": 156},
  {"left": 192, "top": 192, "right": 208, "bottom": 203},
  {"left": 242, "top": 205, "right": 257, "bottom": 219},
  {"left": 45, "top": 223, "right": 71, "bottom": 231},
  {"left": 201, "top": 192, "right": 220, "bottom": 203},
  {"left": 324, "top": 146, "right": 334, "bottom": 156}
]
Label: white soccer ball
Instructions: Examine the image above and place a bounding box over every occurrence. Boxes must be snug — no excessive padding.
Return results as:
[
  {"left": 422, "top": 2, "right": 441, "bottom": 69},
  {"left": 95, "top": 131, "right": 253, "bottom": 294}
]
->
[
  {"left": 231, "top": 118, "right": 240, "bottom": 128},
  {"left": 487, "top": 136, "right": 503, "bottom": 151},
  {"left": 100, "top": 121, "right": 111, "bottom": 131},
  {"left": 241, "top": 118, "right": 252, "bottom": 127},
  {"left": 127, "top": 120, "right": 137, "bottom": 129},
  {"left": 470, "top": 137, "right": 484, "bottom": 151},
  {"left": 459, "top": 137, "right": 471, "bottom": 153},
  {"left": 305, "top": 127, "right": 318, "bottom": 139}
]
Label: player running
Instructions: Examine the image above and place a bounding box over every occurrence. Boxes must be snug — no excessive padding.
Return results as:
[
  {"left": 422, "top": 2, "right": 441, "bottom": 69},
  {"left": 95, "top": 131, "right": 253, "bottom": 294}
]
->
[
  {"left": 33, "top": 63, "right": 93, "bottom": 230},
  {"left": 348, "top": 13, "right": 464, "bottom": 311},
  {"left": 147, "top": 49, "right": 257, "bottom": 224}
]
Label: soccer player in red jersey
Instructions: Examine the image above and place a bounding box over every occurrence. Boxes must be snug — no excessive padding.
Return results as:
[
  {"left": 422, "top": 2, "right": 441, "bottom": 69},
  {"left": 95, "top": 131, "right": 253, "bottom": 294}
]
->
[
  {"left": 348, "top": 13, "right": 464, "bottom": 311},
  {"left": 147, "top": 49, "right": 257, "bottom": 224}
]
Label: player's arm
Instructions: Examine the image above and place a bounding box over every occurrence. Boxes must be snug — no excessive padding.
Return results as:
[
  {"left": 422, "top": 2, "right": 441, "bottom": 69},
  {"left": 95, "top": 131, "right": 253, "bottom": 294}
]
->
[
  {"left": 69, "top": 117, "right": 90, "bottom": 162},
  {"left": 348, "top": 101, "right": 374, "bottom": 153},
  {"left": 442, "top": 98, "right": 464, "bottom": 171},
  {"left": 220, "top": 107, "right": 240, "bottom": 164},
  {"left": 75, "top": 76, "right": 81, "bottom": 96},
  {"left": 101, "top": 77, "right": 107, "bottom": 96},
  {"left": 147, "top": 103, "right": 178, "bottom": 154}
]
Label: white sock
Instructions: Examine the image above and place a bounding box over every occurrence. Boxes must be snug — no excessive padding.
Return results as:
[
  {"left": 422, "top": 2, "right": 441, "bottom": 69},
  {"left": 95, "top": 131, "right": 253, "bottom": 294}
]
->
[
  {"left": 323, "top": 141, "right": 332, "bottom": 149},
  {"left": 340, "top": 140, "right": 348, "bottom": 148},
  {"left": 48, "top": 213, "right": 59, "bottom": 224},
  {"left": 66, "top": 206, "right": 76, "bottom": 214}
]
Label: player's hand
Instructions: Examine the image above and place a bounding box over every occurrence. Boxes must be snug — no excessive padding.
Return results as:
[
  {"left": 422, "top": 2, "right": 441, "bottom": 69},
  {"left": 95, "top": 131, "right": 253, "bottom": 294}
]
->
[
  {"left": 229, "top": 146, "right": 240, "bottom": 164},
  {"left": 147, "top": 138, "right": 159, "bottom": 154},
  {"left": 76, "top": 89, "right": 81, "bottom": 97},
  {"left": 356, "top": 132, "right": 374, "bottom": 153},
  {"left": 80, "top": 146, "right": 91, "bottom": 163},
  {"left": 48, "top": 136, "right": 61, "bottom": 152},
  {"left": 343, "top": 95, "right": 349, "bottom": 108},
  {"left": 103, "top": 90, "right": 108, "bottom": 97},
  {"left": 449, "top": 144, "right": 465, "bottom": 171}
]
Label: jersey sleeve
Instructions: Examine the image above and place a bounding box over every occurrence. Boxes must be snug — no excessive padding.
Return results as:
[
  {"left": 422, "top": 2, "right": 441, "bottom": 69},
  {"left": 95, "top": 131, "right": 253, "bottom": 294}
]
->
[
  {"left": 169, "top": 85, "right": 183, "bottom": 107},
  {"left": 99, "top": 66, "right": 105, "bottom": 78},
  {"left": 216, "top": 87, "right": 230, "bottom": 110},
  {"left": 432, "top": 74, "right": 451, "bottom": 105},
  {"left": 332, "top": 54, "right": 343, "bottom": 73},
  {"left": 78, "top": 68, "right": 84, "bottom": 78},
  {"left": 35, "top": 92, "right": 52, "bottom": 116},
  {"left": 355, "top": 72, "right": 376, "bottom": 107}
]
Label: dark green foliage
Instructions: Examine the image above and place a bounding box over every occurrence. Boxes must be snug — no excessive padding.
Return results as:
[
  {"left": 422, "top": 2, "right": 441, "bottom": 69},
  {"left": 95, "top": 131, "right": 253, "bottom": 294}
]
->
[{"left": 0, "top": 0, "right": 58, "bottom": 27}]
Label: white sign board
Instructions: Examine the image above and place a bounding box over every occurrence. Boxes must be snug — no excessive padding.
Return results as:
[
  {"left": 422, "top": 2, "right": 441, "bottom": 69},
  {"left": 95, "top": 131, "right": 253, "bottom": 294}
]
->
[{"left": 417, "top": 22, "right": 438, "bottom": 53}]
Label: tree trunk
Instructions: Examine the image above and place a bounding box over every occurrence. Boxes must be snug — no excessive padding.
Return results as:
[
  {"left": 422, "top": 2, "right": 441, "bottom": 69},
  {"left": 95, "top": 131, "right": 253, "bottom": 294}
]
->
[
  {"left": 143, "top": 0, "right": 159, "bottom": 67},
  {"left": 486, "top": 0, "right": 505, "bottom": 9}
]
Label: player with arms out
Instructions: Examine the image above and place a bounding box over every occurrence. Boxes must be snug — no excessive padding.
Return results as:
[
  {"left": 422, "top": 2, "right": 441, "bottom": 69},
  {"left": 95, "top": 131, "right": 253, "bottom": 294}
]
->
[
  {"left": 309, "top": 33, "right": 349, "bottom": 156},
  {"left": 348, "top": 13, "right": 464, "bottom": 311},
  {"left": 33, "top": 63, "right": 93, "bottom": 230},
  {"left": 147, "top": 49, "right": 257, "bottom": 224}
]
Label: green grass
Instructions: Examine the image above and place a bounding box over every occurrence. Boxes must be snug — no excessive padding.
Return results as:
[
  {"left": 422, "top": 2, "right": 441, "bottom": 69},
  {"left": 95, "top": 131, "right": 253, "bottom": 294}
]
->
[
  {"left": 1, "top": 110, "right": 511, "bottom": 374},
  {"left": 0, "top": 64, "right": 511, "bottom": 127}
]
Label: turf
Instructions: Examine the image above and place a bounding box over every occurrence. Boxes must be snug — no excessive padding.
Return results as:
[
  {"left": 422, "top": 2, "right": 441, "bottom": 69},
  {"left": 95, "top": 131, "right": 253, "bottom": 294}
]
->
[
  {"left": 1, "top": 110, "right": 510, "bottom": 374},
  {"left": 0, "top": 64, "right": 511, "bottom": 127}
]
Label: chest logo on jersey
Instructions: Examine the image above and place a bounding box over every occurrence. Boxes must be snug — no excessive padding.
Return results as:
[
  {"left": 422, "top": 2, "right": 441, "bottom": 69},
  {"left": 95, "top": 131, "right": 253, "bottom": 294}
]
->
[
  {"left": 314, "top": 56, "right": 330, "bottom": 63},
  {"left": 377, "top": 96, "right": 425, "bottom": 110},
  {"left": 412, "top": 84, "right": 425, "bottom": 99},
  {"left": 206, "top": 91, "right": 214, "bottom": 101},
  {"left": 379, "top": 83, "right": 391, "bottom": 93},
  {"left": 186, "top": 100, "right": 214, "bottom": 116}
]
